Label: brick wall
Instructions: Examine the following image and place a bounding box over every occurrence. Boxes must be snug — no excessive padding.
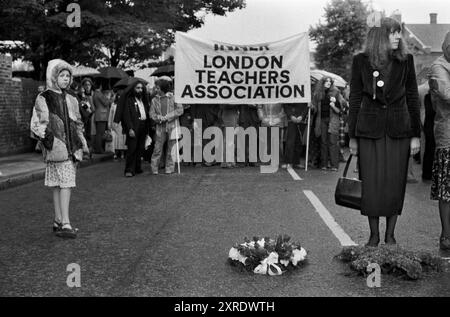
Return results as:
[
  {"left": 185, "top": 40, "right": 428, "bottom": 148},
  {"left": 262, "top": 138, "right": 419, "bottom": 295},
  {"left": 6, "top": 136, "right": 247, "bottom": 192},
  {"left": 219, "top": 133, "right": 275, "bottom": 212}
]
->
[{"left": 0, "top": 55, "right": 43, "bottom": 157}]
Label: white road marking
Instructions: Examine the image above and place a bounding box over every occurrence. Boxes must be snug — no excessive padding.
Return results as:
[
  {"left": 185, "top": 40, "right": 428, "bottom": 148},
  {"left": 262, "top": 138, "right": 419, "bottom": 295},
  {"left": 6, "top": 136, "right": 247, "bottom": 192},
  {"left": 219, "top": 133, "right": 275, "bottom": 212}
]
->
[
  {"left": 286, "top": 165, "right": 302, "bottom": 181},
  {"left": 303, "top": 190, "right": 358, "bottom": 247}
]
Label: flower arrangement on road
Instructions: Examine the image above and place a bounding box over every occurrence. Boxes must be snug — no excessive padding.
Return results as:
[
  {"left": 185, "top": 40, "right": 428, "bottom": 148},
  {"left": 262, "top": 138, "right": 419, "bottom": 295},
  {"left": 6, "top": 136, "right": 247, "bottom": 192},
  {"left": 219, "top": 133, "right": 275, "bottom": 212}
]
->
[
  {"left": 335, "top": 245, "right": 447, "bottom": 280},
  {"left": 228, "top": 235, "right": 307, "bottom": 276}
]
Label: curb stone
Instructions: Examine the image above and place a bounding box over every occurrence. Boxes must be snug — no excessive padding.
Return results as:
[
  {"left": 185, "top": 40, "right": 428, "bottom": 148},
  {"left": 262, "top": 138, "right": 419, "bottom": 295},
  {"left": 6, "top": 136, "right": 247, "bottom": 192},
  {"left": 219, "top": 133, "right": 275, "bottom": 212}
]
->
[{"left": 0, "top": 153, "right": 114, "bottom": 192}]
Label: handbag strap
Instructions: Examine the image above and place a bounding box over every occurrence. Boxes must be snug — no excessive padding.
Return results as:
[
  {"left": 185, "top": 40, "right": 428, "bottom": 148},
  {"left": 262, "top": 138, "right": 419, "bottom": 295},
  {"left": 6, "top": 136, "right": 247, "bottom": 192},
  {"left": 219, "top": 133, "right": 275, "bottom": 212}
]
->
[{"left": 343, "top": 154, "right": 354, "bottom": 178}]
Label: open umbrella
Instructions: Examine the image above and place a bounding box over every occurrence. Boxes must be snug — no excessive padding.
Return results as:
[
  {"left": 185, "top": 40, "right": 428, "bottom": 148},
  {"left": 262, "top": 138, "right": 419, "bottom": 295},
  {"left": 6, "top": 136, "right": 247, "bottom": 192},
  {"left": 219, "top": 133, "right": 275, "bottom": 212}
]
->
[
  {"left": 94, "top": 66, "right": 129, "bottom": 89},
  {"left": 72, "top": 65, "right": 100, "bottom": 77},
  {"left": 310, "top": 69, "right": 347, "bottom": 88},
  {"left": 94, "top": 66, "right": 129, "bottom": 79},
  {"left": 151, "top": 64, "right": 174, "bottom": 77},
  {"left": 114, "top": 77, "right": 148, "bottom": 90}
]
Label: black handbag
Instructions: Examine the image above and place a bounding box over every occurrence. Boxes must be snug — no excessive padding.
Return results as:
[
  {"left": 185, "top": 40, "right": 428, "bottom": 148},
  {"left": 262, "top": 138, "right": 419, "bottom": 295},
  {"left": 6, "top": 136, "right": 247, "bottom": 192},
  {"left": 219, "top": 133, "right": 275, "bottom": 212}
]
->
[{"left": 334, "top": 154, "right": 362, "bottom": 210}]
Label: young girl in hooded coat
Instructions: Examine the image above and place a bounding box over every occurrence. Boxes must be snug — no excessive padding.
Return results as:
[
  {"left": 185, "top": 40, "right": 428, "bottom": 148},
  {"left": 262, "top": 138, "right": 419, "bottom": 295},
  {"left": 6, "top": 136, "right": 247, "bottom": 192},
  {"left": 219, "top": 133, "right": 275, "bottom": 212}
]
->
[{"left": 30, "top": 59, "right": 89, "bottom": 239}]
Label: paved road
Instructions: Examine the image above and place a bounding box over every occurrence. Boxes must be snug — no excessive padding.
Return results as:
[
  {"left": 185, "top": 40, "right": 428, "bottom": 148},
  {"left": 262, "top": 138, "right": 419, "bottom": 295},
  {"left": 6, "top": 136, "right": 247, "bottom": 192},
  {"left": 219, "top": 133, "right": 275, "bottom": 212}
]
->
[{"left": 0, "top": 159, "right": 449, "bottom": 296}]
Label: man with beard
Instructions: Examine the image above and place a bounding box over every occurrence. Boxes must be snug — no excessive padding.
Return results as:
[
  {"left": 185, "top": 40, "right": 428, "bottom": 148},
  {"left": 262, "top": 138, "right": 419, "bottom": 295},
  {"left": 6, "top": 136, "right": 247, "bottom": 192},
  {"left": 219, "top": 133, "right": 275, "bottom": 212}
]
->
[{"left": 121, "top": 80, "right": 150, "bottom": 177}]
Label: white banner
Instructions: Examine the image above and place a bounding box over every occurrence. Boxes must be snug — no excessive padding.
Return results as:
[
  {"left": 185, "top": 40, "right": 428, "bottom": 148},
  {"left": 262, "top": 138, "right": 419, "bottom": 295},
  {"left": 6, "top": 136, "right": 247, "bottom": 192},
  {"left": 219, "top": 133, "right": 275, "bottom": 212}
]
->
[{"left": 174, "top": 32, "right": 311, "bottom": 104}]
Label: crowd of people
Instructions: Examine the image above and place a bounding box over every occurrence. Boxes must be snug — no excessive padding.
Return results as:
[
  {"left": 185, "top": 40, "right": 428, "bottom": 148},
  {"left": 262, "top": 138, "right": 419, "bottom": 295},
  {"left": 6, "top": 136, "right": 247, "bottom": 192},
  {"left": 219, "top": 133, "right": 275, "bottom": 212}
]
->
[
  {"left": 65, "top": 75, "right": 352, "bottom": 174},
  {"left": 29, "top": 15, "right": 450, "bottom": 252}
]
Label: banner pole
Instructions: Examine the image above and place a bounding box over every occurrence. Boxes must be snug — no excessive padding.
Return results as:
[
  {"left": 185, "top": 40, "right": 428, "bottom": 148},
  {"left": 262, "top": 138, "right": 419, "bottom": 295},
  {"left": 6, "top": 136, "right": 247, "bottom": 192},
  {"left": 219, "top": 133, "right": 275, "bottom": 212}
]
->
[
  {"left": 305, "top": 105, "right": 311, "bottom": 172},
  {"left": 175, "top": 120, "right": 181, "bottom": 174}
]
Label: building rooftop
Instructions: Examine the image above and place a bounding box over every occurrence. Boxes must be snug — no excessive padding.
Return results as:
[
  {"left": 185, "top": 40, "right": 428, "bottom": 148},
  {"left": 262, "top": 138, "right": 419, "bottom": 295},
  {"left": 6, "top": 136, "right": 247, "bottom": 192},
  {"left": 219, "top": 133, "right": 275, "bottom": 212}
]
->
[{"left": 405, "top": 23, "right": 450, "bottom": 52}]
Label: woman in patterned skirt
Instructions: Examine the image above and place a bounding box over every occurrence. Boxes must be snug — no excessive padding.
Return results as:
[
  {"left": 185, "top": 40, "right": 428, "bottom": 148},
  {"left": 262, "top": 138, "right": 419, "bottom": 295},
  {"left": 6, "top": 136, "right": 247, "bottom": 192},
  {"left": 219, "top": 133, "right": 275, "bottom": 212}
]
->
[
  {"left": 30, "top": 59, "right": 89, "bottom": 239},
  {"left": 429, "top": 31, "right": 450, "bottom": 250}
]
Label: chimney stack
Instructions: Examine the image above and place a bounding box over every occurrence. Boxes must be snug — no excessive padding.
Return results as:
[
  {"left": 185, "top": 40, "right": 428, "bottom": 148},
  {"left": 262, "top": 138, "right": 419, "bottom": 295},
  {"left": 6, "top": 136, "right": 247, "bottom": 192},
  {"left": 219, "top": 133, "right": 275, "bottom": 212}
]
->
[
  {"left": 392, "top": 10, "right": 402, "bottom": 23},
  {"left": 430, "top": 13, "right": 437, "bottom": 24}
]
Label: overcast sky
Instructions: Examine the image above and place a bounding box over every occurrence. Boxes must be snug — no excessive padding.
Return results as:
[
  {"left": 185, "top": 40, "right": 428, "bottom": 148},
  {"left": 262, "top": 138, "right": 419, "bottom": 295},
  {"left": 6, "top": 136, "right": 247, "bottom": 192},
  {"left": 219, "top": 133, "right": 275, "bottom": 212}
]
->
[{"left": 188, "top": 0, "right": 450, "bottom": 47}]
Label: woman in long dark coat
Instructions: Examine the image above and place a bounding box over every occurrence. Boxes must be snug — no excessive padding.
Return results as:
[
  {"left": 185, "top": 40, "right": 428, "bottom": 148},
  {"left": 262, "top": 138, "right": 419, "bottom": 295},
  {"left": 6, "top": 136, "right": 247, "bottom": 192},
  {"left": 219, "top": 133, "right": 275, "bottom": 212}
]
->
[{"left": 348, "top": 17, "right": 421, "bottom": 246}]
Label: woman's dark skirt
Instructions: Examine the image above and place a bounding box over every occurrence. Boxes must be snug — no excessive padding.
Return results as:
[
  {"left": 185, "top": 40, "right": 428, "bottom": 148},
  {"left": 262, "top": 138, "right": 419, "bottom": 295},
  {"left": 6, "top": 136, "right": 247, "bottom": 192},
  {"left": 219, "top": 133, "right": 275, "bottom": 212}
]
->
[{"left": 359, "top": 135, "right": 410, "bottom": 217}]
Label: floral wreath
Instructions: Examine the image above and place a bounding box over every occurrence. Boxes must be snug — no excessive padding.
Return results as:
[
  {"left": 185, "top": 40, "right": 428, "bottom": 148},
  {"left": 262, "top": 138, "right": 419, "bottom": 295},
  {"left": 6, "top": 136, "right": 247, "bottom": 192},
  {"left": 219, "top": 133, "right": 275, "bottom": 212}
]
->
[{"left": 228, "top": 235, "right": 307, "bottom": 276}]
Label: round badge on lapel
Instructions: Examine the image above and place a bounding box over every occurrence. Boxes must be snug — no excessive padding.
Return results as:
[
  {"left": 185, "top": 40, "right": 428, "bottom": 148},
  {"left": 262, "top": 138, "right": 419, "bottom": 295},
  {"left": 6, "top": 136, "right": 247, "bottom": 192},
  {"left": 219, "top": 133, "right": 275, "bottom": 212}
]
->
[
  {"left": 377, "top": 80, "right": 384, "bottom": 87},
  {"left": 373, "top": 71, "right": 379, "bottom": 77}
]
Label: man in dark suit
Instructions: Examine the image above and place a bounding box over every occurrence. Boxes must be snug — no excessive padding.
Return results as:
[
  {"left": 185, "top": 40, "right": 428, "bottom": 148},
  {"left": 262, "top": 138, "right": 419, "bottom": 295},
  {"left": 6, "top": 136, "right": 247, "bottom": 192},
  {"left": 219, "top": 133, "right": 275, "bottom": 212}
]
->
[
  {"left": 238, "top": 104, "right": 260, "bottom": 166},
  {"left": 283, "top": 103, "right": 309, "bottom": 168},
  {"left": 190, "top": 104, "right": 220, "bottom": 166},
  {"left": 121, "top": 80, "right": 150, "bottom": 177}
]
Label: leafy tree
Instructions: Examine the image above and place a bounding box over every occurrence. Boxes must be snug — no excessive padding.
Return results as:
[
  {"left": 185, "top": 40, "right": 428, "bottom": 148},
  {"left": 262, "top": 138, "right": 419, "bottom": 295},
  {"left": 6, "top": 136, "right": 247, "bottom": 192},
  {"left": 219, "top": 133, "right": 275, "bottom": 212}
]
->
[
  {"left": 309, "top": 0, "right": 369, "bottom": 80},
  {"left": 0, "top": 0, "right": 246, "bottom": 80}
]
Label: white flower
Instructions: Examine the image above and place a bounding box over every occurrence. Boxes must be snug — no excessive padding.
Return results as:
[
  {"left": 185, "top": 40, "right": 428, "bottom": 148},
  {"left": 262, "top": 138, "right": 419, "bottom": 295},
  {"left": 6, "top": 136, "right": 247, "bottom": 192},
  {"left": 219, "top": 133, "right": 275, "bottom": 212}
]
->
[
  {"left": 280, "top": 259, "right": 290, "bottom": 267},
  {"left": 267, "top": 252, "right": 279, "bottom": 263},
  {"left": 291, "top": 248, "right": 307, "bottom": 266},
  {"left": 228, "top": 247, "right": 240, "bottom": 260},
  {"left": 228, "top": 247, "right": 247, "bottom": 264},
  {"left": 257, "top": 238, "right": 265, "bottom": 248},
  {"left": 254, "top": 252, "right": 281, "bottom": 275},
  {"left": 254, "top": 263, "right": 268, "bottom": 275}
]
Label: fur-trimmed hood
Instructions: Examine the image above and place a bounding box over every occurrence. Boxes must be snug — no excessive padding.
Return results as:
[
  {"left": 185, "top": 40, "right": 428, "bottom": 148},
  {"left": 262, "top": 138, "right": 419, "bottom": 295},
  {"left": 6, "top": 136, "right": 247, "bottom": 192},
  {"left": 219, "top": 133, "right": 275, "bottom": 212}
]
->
[{"left": 46, "top": 59, "right": 73, "bottom": 93}]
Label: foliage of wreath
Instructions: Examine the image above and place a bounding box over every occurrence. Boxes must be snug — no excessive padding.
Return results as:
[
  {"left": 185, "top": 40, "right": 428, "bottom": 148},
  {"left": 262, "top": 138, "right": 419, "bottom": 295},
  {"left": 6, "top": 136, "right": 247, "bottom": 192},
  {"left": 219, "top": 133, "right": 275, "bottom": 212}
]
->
[
  {"left": 335, "top": 245, "right": 447, "bottom": 280},
  {"left": 228, "top": 235, "right": 307, "bottom": 275}
]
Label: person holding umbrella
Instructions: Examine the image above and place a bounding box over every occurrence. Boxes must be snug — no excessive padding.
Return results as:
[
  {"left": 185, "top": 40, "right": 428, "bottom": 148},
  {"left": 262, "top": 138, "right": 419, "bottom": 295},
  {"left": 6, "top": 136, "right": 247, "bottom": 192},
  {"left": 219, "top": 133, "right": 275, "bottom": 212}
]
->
[
  {"left": 93, "top": 67, "right": 129, "bottom": 153},
  {"left": 93, "top": 84, "right": 112, "bottom": 153},
  {"left": 78, "top": 78, "right": 96, "bottom": 155}
]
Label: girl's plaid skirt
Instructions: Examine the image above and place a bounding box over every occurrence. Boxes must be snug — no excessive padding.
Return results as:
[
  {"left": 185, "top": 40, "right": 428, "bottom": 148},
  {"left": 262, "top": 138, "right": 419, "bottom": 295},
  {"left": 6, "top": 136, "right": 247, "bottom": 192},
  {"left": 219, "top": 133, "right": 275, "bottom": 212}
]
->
[{"left": 431, "top": 147, "right": 450, "bottom": 202}]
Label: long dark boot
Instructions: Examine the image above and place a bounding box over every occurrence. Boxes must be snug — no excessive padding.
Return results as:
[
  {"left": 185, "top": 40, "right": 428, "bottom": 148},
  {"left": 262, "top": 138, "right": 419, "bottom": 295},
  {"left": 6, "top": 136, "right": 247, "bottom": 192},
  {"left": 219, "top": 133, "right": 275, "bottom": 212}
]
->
[
  {"left": 385, "top": 215, "right": 398, "bottom": 245},
  {"left": 366, "top": 216, "right": 380, "bottom": 247}
]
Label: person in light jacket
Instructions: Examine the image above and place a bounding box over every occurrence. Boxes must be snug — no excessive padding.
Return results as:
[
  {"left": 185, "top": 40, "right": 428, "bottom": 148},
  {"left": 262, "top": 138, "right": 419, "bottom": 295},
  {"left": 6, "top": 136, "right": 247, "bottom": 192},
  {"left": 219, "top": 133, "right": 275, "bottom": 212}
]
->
[
  {"left": 150, "top": 78, "right": 183, "bottom": 174},
  {"left": 257, "top": 103, "right": 286, "bottom": 166},
  {"left": 429, "top": 31, "right": 450, "bottom": 250}
]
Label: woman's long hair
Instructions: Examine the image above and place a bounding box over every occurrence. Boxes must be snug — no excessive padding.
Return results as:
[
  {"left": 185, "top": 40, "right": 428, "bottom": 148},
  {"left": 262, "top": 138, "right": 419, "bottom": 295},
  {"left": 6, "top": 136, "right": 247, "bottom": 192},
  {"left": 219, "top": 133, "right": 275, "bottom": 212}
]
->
[
  {"left": 364, "top": 17, "right": 408, "bottom": 69},
  {"left": 313, "top": 76, "right": 335, "bottom": 106}
]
